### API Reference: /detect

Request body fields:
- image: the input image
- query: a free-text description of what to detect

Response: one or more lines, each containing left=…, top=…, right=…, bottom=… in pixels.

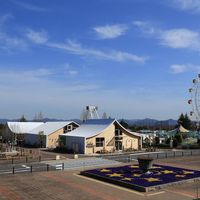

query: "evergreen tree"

left=174, top=133, right=183, bottom=145
left=177, top=113, right=192, bottom=130
left=19, top=115, right=27, bottom=122
left=119, top=119, right=129, bottom=129
left=102, top=112, right=108, bottom=119
left=178, top=113, right=185, bottom=126
left=184, top=113, right=192, bottom=130
left=34, top=112, right=44, bottom=122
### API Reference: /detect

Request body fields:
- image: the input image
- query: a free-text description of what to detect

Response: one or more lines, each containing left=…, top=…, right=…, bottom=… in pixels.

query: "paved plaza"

left=0, top=156, right=199, bottom=200
left=46, top=157, right=121, bottom=170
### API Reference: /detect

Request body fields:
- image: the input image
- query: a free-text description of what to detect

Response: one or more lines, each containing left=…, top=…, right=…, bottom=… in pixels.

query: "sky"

left=0, top=0, right=199, bottom=120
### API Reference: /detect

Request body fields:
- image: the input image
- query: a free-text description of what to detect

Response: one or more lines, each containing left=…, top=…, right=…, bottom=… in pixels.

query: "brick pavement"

left=0, top=156, right=199, bottom=200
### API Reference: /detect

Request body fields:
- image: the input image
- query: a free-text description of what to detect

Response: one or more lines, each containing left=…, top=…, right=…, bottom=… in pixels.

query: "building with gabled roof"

left=59, top=119, right=142, bottom=154
left=7, top=121, right=79, bottom=148
left=7, top=122, right=43, bottom=134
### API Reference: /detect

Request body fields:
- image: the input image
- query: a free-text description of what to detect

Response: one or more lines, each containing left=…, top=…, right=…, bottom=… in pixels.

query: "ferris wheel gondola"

left=188, top=74, right=200, bottom=127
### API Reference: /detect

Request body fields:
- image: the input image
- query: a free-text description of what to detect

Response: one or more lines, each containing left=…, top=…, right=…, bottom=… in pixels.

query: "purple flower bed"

left=81, top=164, right=200, bottom=190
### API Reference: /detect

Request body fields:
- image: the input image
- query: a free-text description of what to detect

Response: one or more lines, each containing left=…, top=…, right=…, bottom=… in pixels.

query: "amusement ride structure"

left=188, top=74, right=200, bottom=128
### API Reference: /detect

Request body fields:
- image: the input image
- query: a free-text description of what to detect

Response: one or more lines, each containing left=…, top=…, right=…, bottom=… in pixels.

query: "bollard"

left=182, top=151, right=184, bottom=156
left=62, top=163, right=64, bottom=170
left=174, top=152, right=175, bottom=157
left=12, top=158, right=14, bottom=164
left=26, top=156, right=28, bottom=163
left=47, top=164, right=49, bottom=172
left=191, top=151, right=193, bottom=156
left=30, top=165, right=32, bottom=173
left=12, top=167, right=15, bottom=174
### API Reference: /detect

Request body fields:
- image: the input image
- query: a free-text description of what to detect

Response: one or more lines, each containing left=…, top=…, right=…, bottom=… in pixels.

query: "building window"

left=115, top=129, right=123, bottom=140
left=64, top=125, right=73, bottom=133
left=67, top=125, right=73, bottom=131
left=115, top=129, right=122, bottom=136
left=96, top=138, right=105, bottom=147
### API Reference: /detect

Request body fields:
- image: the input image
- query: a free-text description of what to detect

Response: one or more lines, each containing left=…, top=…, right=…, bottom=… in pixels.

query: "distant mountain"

left=0, top=118, right=81, bottom=124
left=124, top=118, right=177, bottom=127
left=0, top=119, right=12, bottom=124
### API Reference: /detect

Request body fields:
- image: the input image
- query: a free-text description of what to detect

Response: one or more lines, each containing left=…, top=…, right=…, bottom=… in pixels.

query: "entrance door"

left=72, top=143, right=79, bottom=153
left=115, top=141, right=122, bottom=151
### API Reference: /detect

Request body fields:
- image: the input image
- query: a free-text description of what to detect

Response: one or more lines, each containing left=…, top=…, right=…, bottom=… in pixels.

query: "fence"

left=101, top=149, right=200, bottom=163
left=0, top=155, right=57, bottom=165
left=0, top=162, right=65, bottom=175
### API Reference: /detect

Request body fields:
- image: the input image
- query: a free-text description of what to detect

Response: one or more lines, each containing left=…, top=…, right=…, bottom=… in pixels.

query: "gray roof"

left=83, top=119, right=115, bottom=125
left=29, top=121, right=78, bottom=135
left=61, top=119, right=141, bottom=138
left=7, top=122, right=44, bottom=134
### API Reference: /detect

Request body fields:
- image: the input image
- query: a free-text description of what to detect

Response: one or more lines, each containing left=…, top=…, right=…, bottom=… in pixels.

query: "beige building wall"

left=85, top=123, right=141, bottom=154
left=47, top=122, right=79, bottom=148
left=48, top=128, right=64, bottom=148
left=85, top=124, right=115, bottom=154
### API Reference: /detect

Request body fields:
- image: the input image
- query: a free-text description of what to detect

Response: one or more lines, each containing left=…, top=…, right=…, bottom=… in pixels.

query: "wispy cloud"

left=160, top=29, right=200, bottom=49
left=93, top=24, right=128, bottom=39
left=11, top=0, right=48, bottom=12
left=0, top=67, right=98, bottom=92
left=170, top=64, right=200, bottom=74
left=0, top=13, right=13, bottom=26
left=47, top=40, right=147, bottom=63
left=0, top=32, right=27, bottom=52
left=133, top=21, right=157, bottom=35
left=26, top=29, right=48, bottom=44
left=0, top=68, right=53, bottom=81
left=172, top=0, right=200, bottom=13
left=63, top=63, right=78, bottom=76
left=133, top=20, right=200, bottom=51
left=0, top=14, right=27, bottom=52
left=68, top=70, right=78, bottom=75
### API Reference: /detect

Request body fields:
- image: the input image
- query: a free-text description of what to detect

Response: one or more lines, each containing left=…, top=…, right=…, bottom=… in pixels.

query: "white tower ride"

left=81, top=105, right=100, bottom=121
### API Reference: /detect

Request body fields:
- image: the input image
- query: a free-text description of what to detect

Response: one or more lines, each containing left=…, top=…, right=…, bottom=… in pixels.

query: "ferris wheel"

left=188, top=74, right=200, bottom=125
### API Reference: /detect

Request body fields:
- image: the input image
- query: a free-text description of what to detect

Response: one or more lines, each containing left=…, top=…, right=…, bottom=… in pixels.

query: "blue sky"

left=0, top=0, right=199, bottom=120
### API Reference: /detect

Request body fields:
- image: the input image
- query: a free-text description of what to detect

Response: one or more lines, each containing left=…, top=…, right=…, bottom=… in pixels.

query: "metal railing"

left=0, top=162, right=65, bottom=175
left=101, top=149, right=200, bottom=163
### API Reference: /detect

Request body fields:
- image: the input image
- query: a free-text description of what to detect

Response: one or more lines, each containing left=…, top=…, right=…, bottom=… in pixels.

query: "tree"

left=178, top=113, right=185, bottom=126
left=184, top=113, right=192, bottom=130
left=119, top=119, right=129, bottom=129
left=34, top=112, right=44, bottom=122
left=174, top=133, right=183, bottom=145
left=177, top=113, right=192, bottom=130
left=37, top=131, right=45, bottom=148
left=155, top=136, right=160, bottom=145
left=19, top=115, right=27, bottom=122
left=102, top=112, right=108, bottom=119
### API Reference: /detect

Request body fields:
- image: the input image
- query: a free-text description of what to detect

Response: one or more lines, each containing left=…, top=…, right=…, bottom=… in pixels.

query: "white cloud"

left=68, top=70, right=78, bottom=75
left=173, top=0, right=200, bottom=13
left=170, top=64, right=188, bottom=74
left=26, top=29, right=48, bottom=44
left=47, top=40, right=147, bottom=63
left=12, top=1, right=48, bottom=12
left=0, top=32, right=27, bottom=52
left=0, top=67, right=99, bottom=92
left=160, top=29, right=200, bottom=49
left=0, top=68, right=53, bottom=81
left=170, top=64, right=200, bottom=74
left=133, top=20, right=200, bottom=51
left=133, top=21, right=157, bottom=35
left=0, top=13, right=13, bottom=26
left=63, top=84, right=99, bottom=92
left=93, top=24, right=128, bottom=39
